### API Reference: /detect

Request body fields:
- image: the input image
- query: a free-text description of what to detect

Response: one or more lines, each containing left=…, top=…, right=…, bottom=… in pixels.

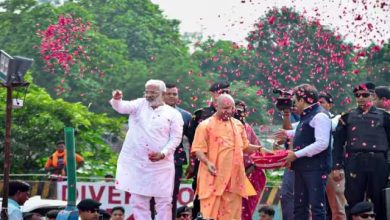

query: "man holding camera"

left=273, top=88, right=300, bottom=220
left=332, top=82, right=390, bottom=220
left=275, top=84, right=332, bottom=220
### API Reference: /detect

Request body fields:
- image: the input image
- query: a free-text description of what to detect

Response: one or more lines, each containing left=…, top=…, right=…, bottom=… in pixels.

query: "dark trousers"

left=281, top=169, right=295, bottom=220
left=191, top=159, right=201, bottom=218
left=344, top=152, right=388, bottom=220
left=172, top=165, right=183, bottom=220
left=294, top=170, right=328, bottom=220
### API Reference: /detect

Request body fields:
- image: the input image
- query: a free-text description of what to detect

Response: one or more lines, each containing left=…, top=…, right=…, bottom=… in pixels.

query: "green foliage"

left=230, top=81, right=270, bottom=124
left=79, top=0, right=184, bottom=61
left=363, top=41, right=390, bottom=85
left=0, top=74, right=124, bottom=176
left=191, top=8, right=363, bottom=114
left=0, top=0, right=208, bottom=115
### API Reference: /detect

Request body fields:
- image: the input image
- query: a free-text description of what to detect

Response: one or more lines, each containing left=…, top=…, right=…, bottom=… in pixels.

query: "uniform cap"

left=77, top=199, right=101, bottom=211
left=176, top=206, right=191, bottom=217
left=353, top=82, right=375, bottom=93
left=209, top=81, right=230, bottom=92
left=350, top=201, right=374, bottom=215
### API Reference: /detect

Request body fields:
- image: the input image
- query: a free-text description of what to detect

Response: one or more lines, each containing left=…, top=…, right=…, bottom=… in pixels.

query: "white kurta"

left=110, top=98, right=183, bottom=197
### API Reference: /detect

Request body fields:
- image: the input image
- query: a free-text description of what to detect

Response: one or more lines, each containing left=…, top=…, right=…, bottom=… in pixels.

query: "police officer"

left=332, top=82, right=390, bottom=220
left=350, top=201, right=376, bottom=220
left=186, top=80, right=231, bottom=217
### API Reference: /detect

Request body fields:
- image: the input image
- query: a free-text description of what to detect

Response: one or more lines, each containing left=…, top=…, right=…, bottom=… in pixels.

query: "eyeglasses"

left=354, top=93, right=371, bottom=98
left=359, top=213, right=376, bottom=218
left=217, top=89, right=230, bottom=94
left=144, top=90, right=160, bottom=95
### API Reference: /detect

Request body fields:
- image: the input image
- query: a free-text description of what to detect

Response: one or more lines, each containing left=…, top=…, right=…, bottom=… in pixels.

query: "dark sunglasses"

left=217, top=89, right=230, bottom=94
left=88, top=209, right=99, bottom=213
left=354, top=93, right=371, bottom=98
left=359, top=213, right=376, bottom=218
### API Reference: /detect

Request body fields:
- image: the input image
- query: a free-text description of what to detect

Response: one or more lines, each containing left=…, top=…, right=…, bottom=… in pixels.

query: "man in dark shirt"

left=374, top=85, right=390, bottom=111
left=333, top=82, right=390, bottom=220
left=163, top=83, right=192, bottom=219
left=186, top=80, right=231, bottom=218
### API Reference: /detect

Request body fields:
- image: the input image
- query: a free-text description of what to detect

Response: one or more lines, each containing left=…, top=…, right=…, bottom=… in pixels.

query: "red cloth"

left=250, top=149, right=289, bottom=169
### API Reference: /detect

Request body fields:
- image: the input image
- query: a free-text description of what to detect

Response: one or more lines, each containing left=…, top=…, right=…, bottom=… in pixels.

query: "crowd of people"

left=7, top=79, right=389, bottom=220
left=6, top=180, right=126, bottom=220
left=109, top=79, right=389, bottom=220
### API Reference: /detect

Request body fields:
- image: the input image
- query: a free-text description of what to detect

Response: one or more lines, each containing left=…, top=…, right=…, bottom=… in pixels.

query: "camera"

left=273, top=88, right=294, bottom=111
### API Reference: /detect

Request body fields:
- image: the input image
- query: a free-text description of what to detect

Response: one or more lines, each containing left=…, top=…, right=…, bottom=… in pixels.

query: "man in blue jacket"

left=275, top=84, right=331, bottom=220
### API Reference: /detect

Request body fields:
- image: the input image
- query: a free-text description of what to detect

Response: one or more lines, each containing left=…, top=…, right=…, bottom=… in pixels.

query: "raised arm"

left=109, top=90, right=141, bottom=114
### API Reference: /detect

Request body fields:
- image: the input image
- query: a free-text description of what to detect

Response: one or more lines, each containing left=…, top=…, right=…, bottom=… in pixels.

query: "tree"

left=362, top=41, right=390, bottom=85
left=229, top=81, right=270, bottom=124
left=0, top=0, right=208, bottom=114
left=192, top=8, right=362, bottom=113
left=78, top=0, right=209, bottom=111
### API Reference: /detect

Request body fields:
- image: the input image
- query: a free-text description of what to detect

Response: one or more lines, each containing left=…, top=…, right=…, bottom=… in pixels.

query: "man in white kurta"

left=110, top=79, right=183, bottom=220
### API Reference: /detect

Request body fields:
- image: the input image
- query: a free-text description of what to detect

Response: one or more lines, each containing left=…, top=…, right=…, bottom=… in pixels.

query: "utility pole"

left=1, top=85, right=13, bottom=220
left=0, top=50, right=33, bottom=220
left=1, top=82, right=29, bottom=220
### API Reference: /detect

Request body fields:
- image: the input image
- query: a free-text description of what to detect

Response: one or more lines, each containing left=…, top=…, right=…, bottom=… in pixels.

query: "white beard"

left=148, top=96, right=164, bottom=107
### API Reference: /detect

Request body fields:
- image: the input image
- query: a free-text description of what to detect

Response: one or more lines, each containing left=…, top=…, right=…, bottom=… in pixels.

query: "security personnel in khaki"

left=332, top=82, right=390, bottom=220
left=186, top=80, right=231, bottom=217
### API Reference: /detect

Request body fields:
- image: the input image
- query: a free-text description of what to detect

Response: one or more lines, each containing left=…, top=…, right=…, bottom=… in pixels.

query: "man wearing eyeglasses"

left=186, top=80, right=231, bottom=217
left=351, top=201, right=376, bottom=220
left=110, top=80, right=183, bottom=220
left=332, top=82, right=390, bottom=220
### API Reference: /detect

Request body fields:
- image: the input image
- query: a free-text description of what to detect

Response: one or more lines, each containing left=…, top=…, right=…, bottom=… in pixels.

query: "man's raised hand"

left=112, top=90, right=123, bottom=100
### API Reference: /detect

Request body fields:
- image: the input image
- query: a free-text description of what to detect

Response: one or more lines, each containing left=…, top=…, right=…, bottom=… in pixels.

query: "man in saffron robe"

left=44, top=140, right=84, bottom=177
left=191, top=94, right=267, bottom=220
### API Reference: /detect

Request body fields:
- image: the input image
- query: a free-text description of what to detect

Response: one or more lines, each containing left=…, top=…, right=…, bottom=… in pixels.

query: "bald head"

left=216, top=94, right=235, bottom=121
left=217, top=94, right=234, bottom=106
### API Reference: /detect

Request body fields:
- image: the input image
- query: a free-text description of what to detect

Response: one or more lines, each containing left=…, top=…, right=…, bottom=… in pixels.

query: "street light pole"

left=1, top=82, right=29, bottom=220
left=0, top=50, right=33, bottom=219
left=1, top=84, right=14, bottom=220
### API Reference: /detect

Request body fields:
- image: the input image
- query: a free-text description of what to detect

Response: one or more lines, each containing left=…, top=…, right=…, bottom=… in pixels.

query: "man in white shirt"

left=110, top=79, right=183, bottom=220
left=275, top=84, right=331, bottom=220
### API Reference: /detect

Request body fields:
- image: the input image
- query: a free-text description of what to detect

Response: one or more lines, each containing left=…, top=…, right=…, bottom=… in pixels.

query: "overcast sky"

left=151, top=0, right=390, bottom=47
